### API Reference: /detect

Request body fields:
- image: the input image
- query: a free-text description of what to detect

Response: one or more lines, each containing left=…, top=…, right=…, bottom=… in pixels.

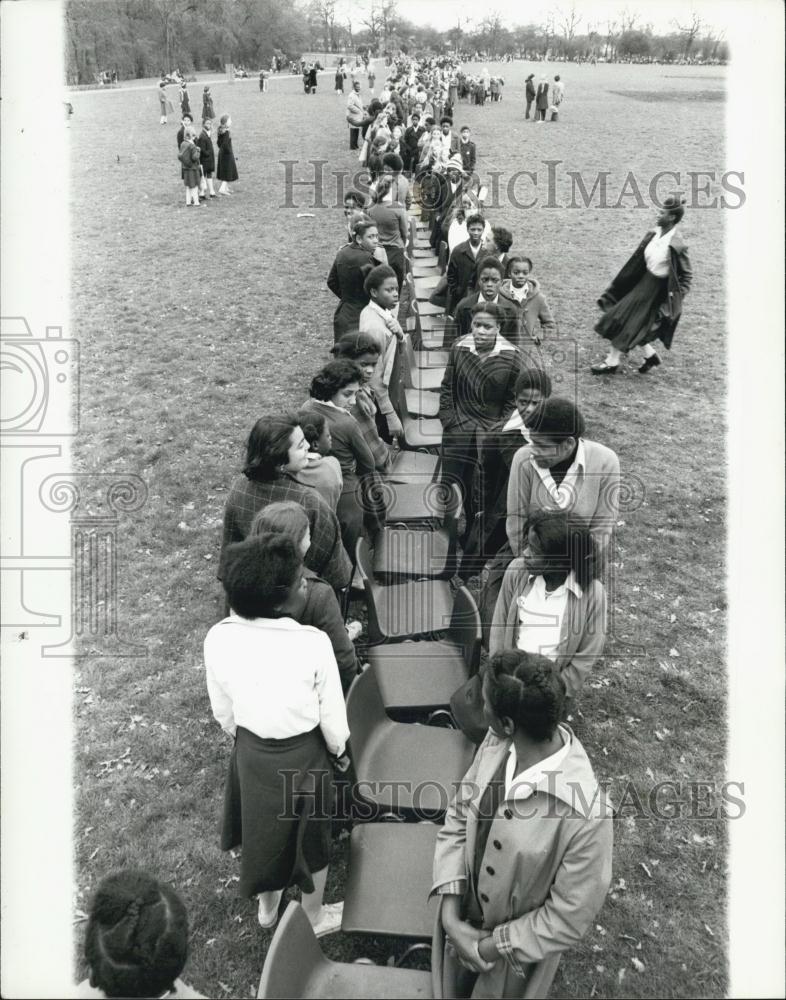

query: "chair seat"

left=342, top=823, right=441, bottom=938
left=419, top=315, right=451, bottom=330
left=386, top=448, right=438, bottom=483
left=412, top=248, right=437, bottom=259
left=417, top=331, right=446, bottom=350
left=413, top=349, right=450, bottom=368
left=368, top=577, right=454, bottom=639
left=384, top=480, right=451, bottom=522
left=412, top=264, right=440, bottom=277
left=409, top=365, right=444, bottom=392
left=414, top=238, right=433, bottom=249
left=414, top=274, right=441, bottom=291
left=405, top=386, right=440, bottom=417
left=402, top=415, right=443, bottom=450
left=417, top=300, right=447, bottom=316
left=370, top=640, right=470, bottom=710
left=374, top=526, right=452, bottom=579
left=352, top=716, right=474, bottom=810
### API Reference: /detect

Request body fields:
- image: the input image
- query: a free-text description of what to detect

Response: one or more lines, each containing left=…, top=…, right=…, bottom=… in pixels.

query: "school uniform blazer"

left=196, top=132, right=215, bottom=173
left=506, top=439, right=620, bottom=560
left=597, top=230, right=692, bottom=350
left=439, top=334, right=522, bottom=433
left=446, top=242, right=493, bottom=317
left=489, top=560, right=607, bottom=697
left=326, top=244, right=376, bottom=310
left=298, top=399, right=381, bottom=487
left=459, top=140, right=476, bottom=173
left=432, top=728, right=613, bottom=980
left=535, top=83, right=549, bottom=110
left=454, top=292, right=519, bottom=342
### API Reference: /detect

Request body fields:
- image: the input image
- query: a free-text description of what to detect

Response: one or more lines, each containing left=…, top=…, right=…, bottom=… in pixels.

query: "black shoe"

left=590, top=361, right=619, bottom=374
left=638, top=353, right=661, bottom=373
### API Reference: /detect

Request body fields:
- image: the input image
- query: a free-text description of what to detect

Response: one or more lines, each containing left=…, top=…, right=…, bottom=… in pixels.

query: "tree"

left=556, top=2, right=581, bottom=42
left=673, top=11, right=702, bottom=58
left=619, top=6, right=639, bottom=34
left=603, top=19, right=619, bottom=60
left=309, top=0, right=338, bottom=53
left=617, top=28, right=651, bottom=58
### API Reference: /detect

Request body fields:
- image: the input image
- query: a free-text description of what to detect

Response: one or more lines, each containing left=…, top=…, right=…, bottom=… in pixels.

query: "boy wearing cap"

left=459, top=126, right=476, bottom=174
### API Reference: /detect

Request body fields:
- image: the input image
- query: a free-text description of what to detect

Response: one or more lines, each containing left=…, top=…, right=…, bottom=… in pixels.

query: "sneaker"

left=257, top=891, right=283, bottom=929
left=309, top=901, right=344, bottom=938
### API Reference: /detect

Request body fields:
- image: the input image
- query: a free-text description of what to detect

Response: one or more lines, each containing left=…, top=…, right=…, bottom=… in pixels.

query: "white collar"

left=527, top=570, right=583, bottom=599
left=456, top=333, right=516, bottom=357
left=654, top=225, right=675, bottom=242
left=529, top=439, right=586, bottom=505
left=501, top=410, right=531, bottom=438
left=368, top=299, right=393, bottom=319
left=505, top=725, right=572, bottom=801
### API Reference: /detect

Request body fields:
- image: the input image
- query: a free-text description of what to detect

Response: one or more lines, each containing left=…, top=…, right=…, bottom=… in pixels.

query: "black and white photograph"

left=0, top=0, right=783, bottom=997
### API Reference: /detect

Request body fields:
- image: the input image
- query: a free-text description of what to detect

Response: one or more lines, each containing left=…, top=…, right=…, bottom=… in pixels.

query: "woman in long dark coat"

left=326, top=217, right=379, bottom=341
left=216, top=114, right=238, bottom=195
left=591, top=195, right=692, bottom=375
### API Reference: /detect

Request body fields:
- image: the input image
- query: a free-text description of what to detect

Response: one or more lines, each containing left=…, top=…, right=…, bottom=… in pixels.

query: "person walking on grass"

left=201, top=86, right=214, bottom=123
left=178, top=127, right=203, bottom=207
left=550, top=75, right=564, bottom=121
left=524, top=73, right=535, bottom=120
left=205, top=533, right=349, bottom=938
left=432, top=651, right=612, bottom=998
left=197, top=120, right=216, bottom=200
left=216, top=114, right=238, bottom=195
left=158, top=81, right=174, bottom=124
left=178, top=80, right=190, bottom=117
left=591, top=195, right=692, bottom=375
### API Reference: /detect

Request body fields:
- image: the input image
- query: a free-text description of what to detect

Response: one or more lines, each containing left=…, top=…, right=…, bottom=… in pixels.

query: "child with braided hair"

left=432, top=651, right=613, bottom=998
left=78, top=869, right=203, bottom=998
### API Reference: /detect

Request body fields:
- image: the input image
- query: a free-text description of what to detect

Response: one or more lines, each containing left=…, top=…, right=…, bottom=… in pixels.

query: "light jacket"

left=499, top=277, right=556, bottom=347
left=489, top=560, right=607, bottom=697
left=432, top=727, right=613, bottom=992
left=346, top=90, right=365, bottom=126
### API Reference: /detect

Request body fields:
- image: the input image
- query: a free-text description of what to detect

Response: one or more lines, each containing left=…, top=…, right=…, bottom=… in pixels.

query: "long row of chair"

left=258, top=198, right=560, bottom=999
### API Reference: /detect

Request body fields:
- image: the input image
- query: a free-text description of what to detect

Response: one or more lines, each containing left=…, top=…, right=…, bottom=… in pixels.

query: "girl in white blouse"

left=204, top=534, right=349, bottom=937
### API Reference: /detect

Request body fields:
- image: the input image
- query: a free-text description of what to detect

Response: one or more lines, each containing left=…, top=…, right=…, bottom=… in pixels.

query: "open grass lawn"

left=70, top=60, right=728, bottom=998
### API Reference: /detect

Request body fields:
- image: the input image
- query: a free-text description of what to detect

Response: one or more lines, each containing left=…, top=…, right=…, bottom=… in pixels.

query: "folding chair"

left=413, top=274, right=442, bottom=299
left=437, top=240, right=449, bottom=272
left=386, top=446, right=440, bottom=484
left=257, top=902, right=431, bottom=999
left=342, top=822, right=441, bottom=938
left=431, top=898, right=562, bottom=999
left=388, top=356, right=443, bottom=452
left=400, top=334, right=445, bottom=393
left=412, top=247, right=439, bottom=260
left=355, top=537, right=454, bottom=642
left=368, top=586, right=481, bottom=712
left=412, top=263, right=441, bottom=278
left=346, top=664, right=474, bottom=815
left=374, top=482, right=460, bottom=580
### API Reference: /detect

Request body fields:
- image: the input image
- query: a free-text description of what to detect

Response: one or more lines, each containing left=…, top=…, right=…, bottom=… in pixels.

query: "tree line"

left=65, top=0, right=729, bottom=85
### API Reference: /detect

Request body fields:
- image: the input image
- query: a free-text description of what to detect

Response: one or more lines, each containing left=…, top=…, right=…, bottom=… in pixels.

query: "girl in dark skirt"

left=591, top=194, right=692, bottom=374
left=204, top=534, right=350, bottom=937
left=216, top=114, right=238, bottom=195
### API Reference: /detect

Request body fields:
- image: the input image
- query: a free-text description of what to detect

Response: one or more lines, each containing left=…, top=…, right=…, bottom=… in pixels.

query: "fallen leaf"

left=631, top=957, right=646, bottom=972
left=640, top=862, right=653, bottom=879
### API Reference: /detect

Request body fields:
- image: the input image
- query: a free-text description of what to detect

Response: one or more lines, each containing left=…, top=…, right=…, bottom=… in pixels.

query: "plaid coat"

left=219, top=473, right=351, bottom=590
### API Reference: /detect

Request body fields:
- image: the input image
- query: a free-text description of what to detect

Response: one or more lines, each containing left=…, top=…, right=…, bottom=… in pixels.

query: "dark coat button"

left=493, top=840, right=502, bottom=850
left=486, top=866, right=495, bottom=876
left=503, top=808, right=513, bottom=819
left=480, top=893, right=489, bottom=903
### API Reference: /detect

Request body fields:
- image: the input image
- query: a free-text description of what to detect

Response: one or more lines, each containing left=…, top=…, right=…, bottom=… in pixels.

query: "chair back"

left=399, top=334, right=419, bottom=389
left=385, top=346, right=409, bottom=429
left=354, top=537, right=386, bottom=644
left=257, top=901, right=323, bottom=998
left=438, top=240, right=449, bottom=272
left=447, top=586, right=482, bottom=674
left=345, top=657, right=390, bottom=761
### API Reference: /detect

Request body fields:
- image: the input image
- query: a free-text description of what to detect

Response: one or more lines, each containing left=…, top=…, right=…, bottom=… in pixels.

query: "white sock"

left=642, top=343, right=656, bottom=358
left=605, top=347, right=622, bottom=365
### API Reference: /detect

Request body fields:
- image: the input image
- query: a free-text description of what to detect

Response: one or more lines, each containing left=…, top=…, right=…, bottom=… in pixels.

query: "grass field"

left=70, top=59, right=728, bottom=998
